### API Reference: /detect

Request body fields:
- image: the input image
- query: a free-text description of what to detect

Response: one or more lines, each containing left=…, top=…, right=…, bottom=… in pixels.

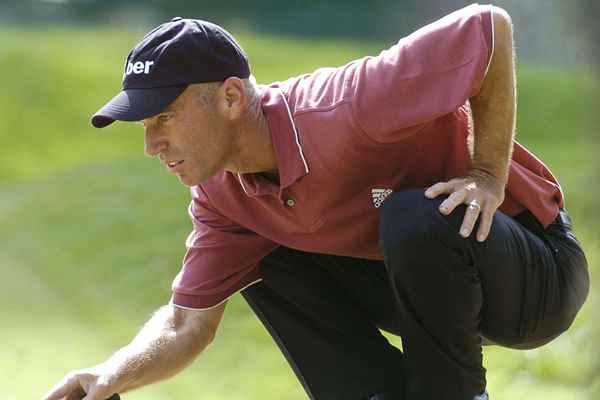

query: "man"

left=44, top=4, right=589, bottom=400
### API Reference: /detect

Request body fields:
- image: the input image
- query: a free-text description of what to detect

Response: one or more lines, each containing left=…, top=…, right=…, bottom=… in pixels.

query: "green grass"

left=0, top=27, right=598, bottom=400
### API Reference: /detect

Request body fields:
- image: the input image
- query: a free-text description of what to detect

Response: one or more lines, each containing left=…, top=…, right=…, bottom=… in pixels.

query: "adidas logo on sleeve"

left=371, top=188, right=393, bottom=208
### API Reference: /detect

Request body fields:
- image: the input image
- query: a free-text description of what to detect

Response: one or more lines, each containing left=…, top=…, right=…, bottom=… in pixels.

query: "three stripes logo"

left=371, top=188, right=393, bottom=209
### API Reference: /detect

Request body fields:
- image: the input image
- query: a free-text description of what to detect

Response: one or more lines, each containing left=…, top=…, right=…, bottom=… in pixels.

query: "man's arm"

left=469, top=7, right=516, bottom=185
left=43, top=302, right=226, bottom=400
left=425, top=6, right=516, bottom=242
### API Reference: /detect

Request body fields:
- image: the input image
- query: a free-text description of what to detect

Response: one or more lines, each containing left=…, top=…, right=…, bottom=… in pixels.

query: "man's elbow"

left=172, top=302, right=226, bottom=347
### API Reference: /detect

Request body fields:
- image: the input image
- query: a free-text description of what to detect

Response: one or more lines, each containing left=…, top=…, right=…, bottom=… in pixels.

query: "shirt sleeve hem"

left=483, top=4, right=495, bottom=78
left=171, top=275, right=263, bottom=310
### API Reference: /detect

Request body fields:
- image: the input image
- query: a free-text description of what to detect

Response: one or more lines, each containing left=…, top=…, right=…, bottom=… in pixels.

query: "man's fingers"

left=44, top=375, right=81, bottom=400
left=425, top=175, right=499, bottom=240
left=459, top=200, right=482, bottom=237
left=438, top=190, right=466, bottom=215
left=476, top=208, right=494, bottom=242
left=66, top=391, right=86, bottom=400
left=81, top=382, right=113, bottom=400
left=426, top=173, right=502, bottom=241
left=425, top=182, right=452, bottom=198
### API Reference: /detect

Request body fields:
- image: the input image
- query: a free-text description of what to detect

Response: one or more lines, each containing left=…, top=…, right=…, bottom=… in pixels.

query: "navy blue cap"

left=91, top=17, right=250, bottom=128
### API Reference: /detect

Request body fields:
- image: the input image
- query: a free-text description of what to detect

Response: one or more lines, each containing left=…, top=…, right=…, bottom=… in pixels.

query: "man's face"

left=141, top=84, right=235, bottom=187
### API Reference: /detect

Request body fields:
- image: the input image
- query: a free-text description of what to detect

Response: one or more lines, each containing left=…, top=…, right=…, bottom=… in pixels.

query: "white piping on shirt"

left=237, top=172, right=249, bottom=195
left=171, top=278, right=263, bottom=311
left=278, top=89, right=310, bottom=174
left=236, top=89, right=309, bottom=194
left=484, top=4, right=495, bottom=77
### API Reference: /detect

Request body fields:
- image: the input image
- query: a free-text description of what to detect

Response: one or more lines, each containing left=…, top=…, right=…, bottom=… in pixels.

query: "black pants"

left=241, top=189, right=589, bottom=400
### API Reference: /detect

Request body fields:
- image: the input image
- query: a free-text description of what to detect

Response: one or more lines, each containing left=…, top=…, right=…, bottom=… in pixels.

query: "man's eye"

left=158, top=114, right=172, bottom=123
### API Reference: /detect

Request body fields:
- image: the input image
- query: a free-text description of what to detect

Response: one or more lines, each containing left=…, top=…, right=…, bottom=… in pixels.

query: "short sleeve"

left=171, top=186, right=278, bottom=310
left=351, top=3, right=494, bottom=143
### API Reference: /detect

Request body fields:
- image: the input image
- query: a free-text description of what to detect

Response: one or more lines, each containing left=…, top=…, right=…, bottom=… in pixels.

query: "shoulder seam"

left=483, top=4, right=495, bottom=77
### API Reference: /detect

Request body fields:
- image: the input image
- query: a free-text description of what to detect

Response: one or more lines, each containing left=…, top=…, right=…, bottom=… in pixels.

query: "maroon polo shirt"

left=171, top=4, right=564, bottom=310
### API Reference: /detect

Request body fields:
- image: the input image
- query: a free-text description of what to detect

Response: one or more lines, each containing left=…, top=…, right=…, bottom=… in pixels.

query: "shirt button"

left=285, top=198, right=296, bottom=207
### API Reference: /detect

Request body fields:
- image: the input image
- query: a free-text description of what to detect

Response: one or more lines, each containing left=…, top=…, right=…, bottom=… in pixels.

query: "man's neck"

left=228, top=105, right=278, bottom=175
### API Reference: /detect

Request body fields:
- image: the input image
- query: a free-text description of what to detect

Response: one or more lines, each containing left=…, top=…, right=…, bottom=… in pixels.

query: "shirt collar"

left=236, top=84, right=309, bottom=198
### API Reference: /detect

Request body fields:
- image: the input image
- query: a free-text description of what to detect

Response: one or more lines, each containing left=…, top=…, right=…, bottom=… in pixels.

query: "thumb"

left=81, top=387, right=102, bottom=400
left=43, top=374, right=84, bottom=400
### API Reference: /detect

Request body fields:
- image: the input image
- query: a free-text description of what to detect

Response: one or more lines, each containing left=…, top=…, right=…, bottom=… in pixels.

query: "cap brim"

left=91, top=85, right=187, bottom=128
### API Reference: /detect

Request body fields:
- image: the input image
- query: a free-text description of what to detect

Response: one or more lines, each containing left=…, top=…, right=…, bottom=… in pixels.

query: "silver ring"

left=468, top=200, right=481, bottom=210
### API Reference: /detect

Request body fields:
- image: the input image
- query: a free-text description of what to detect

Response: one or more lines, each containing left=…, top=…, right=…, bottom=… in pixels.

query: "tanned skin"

left=425, top=7, right=516, bottom=243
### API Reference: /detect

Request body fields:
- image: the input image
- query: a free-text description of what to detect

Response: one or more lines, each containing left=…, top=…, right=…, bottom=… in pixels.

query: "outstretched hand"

left=43, top=365, right=120, bottom=400
left=424, top=169, right=505, bottom=242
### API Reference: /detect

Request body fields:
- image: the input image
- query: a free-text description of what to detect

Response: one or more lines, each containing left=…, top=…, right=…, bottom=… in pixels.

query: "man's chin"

left=178, top=173, right=208, bottom=187
left=177, top=174, right=198, bottom=187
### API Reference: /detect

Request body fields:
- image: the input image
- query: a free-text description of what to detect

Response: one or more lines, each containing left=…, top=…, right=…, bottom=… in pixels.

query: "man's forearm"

left=45, top=300, right=226, bottom=400
left=470, top=7, right=516, bottom=184
left=100, top=304, right=218, bottom=393
left=425, top=7, right=516, bottom=241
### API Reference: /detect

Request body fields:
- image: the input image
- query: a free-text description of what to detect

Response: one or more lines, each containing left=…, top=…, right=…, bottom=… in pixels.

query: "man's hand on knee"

left=424, top=168, right=505, bottom=242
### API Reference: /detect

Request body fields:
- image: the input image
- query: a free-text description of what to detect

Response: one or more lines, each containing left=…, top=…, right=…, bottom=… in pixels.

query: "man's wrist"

left=94, top=348, right=137, bottom=393
left=470, top=163, right=509, bottom=185
left=469, top=166, right=508, bottom=203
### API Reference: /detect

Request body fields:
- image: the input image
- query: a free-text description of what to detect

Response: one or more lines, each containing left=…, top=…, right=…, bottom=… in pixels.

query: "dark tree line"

left=0, top=0, right=598, bottom=66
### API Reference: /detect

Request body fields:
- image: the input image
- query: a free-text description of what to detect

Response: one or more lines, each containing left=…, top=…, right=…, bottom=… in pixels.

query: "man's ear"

left=217, top=77, right=245, bottom=120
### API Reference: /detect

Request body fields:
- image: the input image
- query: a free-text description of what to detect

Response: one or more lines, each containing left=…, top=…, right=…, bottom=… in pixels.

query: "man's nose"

left=144, top=127, right=168, bottom=157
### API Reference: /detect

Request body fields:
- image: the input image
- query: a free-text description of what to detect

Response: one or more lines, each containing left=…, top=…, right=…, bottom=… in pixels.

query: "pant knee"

left=548, top=287, right=588, bottom=339
left=378, top=188, right=463, bottom=257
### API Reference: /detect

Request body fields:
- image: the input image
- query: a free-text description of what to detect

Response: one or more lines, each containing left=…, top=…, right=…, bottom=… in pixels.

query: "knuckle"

left=93, top=385, right=109, bottom=398
left=65, top=372, right=79, bottom=384
left=446, top=181, right=459, bottom=190
left=450, top=190, right=464, bottom=200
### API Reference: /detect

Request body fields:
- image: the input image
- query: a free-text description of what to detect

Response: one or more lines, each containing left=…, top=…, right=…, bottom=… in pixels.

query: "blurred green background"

left=1, top=1, right=598, bottom=400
